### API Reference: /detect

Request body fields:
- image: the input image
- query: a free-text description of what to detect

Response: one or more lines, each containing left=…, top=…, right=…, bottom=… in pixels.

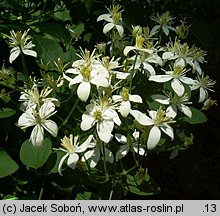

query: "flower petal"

left=90, top=74, right=109, bottom=87
left=9, top=48, right=20, bottom=63
left=90, top=147, right=100, bottom=168
left=30, top=124, right=44, bottom=146
left=22, top=49, right=37, bottom=58
left=132, top=143, right=145, bottom=155
left=104, top=148, right=114, bottom=163
left=130, top=109, right=153, bottom=126
left=171, top=78, right=184, bottom=96
left=143, top=63, right=156, bottom=76
left=76, top=135, right=93, bottom=153
left=129, top=94, right=143, bottom=103
left=103, top=23, right=114, bottom=34
left=160, top=124, right=174, bottom=140
left=58, top=153, right=69, bottom=175
left=166, top=105, right=177, bottom=118
left=149, top=75, right=172, bottom=83
left=42, top=120, right=58, bottom=137
left=81, top=114, right=95, bottom=131
left=115, top=24, right=124, bottom=37
left=120, top=101, right=131, bottom=117
left=116, top=144, right=129, bottom=161
left=147, top=125, right=161, bottom=150
left=115, top=133, right=127, bottom=144
left=77, top=81, right=91, bottom=102
left=151, top=94, right=169, bottom=105
left=123, top=46, right=135, bottom=56
left=178, top=104, right=192, bottom=118
left=67, top=153, right=79, bottom=170
left=199, top=87, right=208, bottom=103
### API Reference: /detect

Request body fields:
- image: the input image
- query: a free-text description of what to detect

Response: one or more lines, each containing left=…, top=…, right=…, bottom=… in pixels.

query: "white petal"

left=58, top=154, right=69, bottom=175
left=129, top=95, right=142, bottom=103
left=151, top=25, right=160, bottom=34
left=143, top=63, right=156, bottom=76
left=90, top=74, right=109, bottom=87
left=112, top=95, right=122, bottom=102
left=171, top=78, right=185, bottom=96
left=166, top=105, right=177, bottom=118
left=39, top=102, right=56, bottom=119
left=90, top=148, right=100, bottom=168
left=132, top=143, right=145, bottom=155
left=69, top=74, right=83, bottom=86
left=80, top=114, right=95, bottom=131
left=104, top=148, right=114, bottom=163
left=9, top=48, right=20, bottom=63
left=130, top=109, right=153, bottom=126
left=81, top=149, right=95, bottom=162
left=120, top=101, right=130, bottom=117
left=115, top=25, right=124, bottom=37
left=162, top=52, right=175, bottom=60
left=22, top=49, right=37, bottom=58
left=97, top=14, right=112, bottom=22
left=103, top=23, right=114, bottom=34
left=179, top=76, right=196, bottom=85
left=147, top=126, right=161, bottom=150
left=115, top=133, right=127, bottom=144
left=77, top=81, right=91, bottom=102
left=151, top=94, right=169, bottom=105
left=149, top=75, right=173, bottom=83
left=67, top=153, right=79, bottom=170
left=65, top=68, right=80, bottom=75
left=17, top=111, right=36, bottom=129
left=123, top=46, right=135, bottom=56
left=199, top=88, right=208, bottom=103
left=76, top=135, right=93, bottom=153
left=116, top=145, right=129, bottom=160
left=97, top=121, right=113, bottom=143
left=178, top=104, right=192, bottom=118
left=162, top=26, right=169, bottom=36
left=160, top=124, right=174, bottom=140
left=30, top=124, right=44, bottom=146
left=175, top=58, right=185, bottom=67
left=42, top=120, right=58, bottom=137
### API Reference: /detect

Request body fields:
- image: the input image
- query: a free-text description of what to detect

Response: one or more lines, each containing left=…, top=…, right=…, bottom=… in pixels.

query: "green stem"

left=59, top=98, right=79, bottom=129
left=129, top=53, right=138, bottom=92
left=38, top=175, right=47, bottom=200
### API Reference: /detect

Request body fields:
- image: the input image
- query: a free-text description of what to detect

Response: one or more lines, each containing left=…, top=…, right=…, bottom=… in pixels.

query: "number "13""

left=204, top=204, right=216, bottom=212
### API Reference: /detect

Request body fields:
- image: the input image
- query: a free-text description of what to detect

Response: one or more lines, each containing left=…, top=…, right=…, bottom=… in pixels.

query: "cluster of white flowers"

left=13, top=6, right=216, bottom=175
left=17, top=86, right=58, bottom=146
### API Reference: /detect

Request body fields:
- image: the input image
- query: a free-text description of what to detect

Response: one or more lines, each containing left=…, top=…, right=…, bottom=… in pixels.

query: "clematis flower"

left=115, top=131, right=145, bottom=161
left=191, top=73, right=216, bottom=103
left=81, top=99, right=121, bottom=143
left=130, top=109, right=175, bottom=150
left=124, top=34, right=153, bottom=56
left=152, top=93, right=192, bottom=118
left=149, top=63, right=195, bottom=96
left=19, top=86, right=59, bottom=110
left=17, top=102, right=58, bottom=146
left=81, top=137, right=114, bottom=168
left=150, top=11, right=176, bottom=36
left=58, top=134, right=93, bottom=175
left=112, top=87, right=142, bottom=117
left=63, top=49, right=109, bottom=102
left=7, top=29, right=37, bottom=63
left=97, top=5, right=124, bottom=37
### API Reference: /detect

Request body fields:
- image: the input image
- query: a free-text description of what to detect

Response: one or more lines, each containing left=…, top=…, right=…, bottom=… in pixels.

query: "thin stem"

left=59, top=98, right=79, bottom=129
left=129, top=53, right=138, bottom=92
left=38, top=175, right=47, bottom=200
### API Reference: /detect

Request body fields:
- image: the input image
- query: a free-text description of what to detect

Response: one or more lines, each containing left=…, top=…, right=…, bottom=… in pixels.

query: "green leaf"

left=54, top=2, right=71, bottom=21
left=50, top=151, right=65, bottom=174
left=20, top=138, right=52, bottom=169
left=0, top=148, right=19, bottom=178
left=0, top=108, right=16, bottom=118
left=33, top=36, right=63, bottom=70
left=180, top=107, right=207, bottom=124
left=76, top=192, right=100, bottom=200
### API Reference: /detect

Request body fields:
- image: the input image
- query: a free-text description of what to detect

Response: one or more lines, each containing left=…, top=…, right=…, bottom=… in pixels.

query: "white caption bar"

left=0, top=200, right=218, bottom=216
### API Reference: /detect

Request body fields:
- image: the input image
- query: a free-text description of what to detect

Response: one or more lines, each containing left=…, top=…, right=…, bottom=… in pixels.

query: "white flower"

left=149, top=64, right=195, bottom=96
left=115, top=131, right=145, bottom=161
left=151, top=11, right=176, bottom=36
left=19, top=86, right=59, bottom=110
left=81, top=137, right=114, bottom=168
left=63, top=49, right=109, bottom=102
left=8, top=29, right=37, bottom=63
left=17, top=102, right=58, bottom=146
left=58, top=135, right=93, bottom=175
left=130, top=109, right=174, bottom=150
left=191, top=73, right=216, bottom=103
left=112, top=87, right=142, bottom=117
left=124, top=35, right=153, bottom=56
left=97, top=5, right=124, bottom=37
left=152, top=93, right=192, bottom=118
left=129, top=50, right=162, bottom=76
left=81, top=99, right=121, bottom=143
